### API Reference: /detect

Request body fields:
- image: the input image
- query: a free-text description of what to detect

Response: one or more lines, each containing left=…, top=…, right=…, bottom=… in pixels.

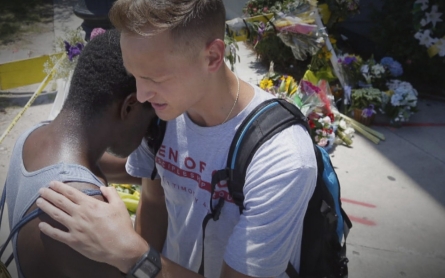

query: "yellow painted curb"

left=0, top=53, right=63, bottom=90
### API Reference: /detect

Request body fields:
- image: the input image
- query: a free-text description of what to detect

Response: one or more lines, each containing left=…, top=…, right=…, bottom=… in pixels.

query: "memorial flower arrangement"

left=43, top=28, right=86, bottom=80
left=337, top=53, right=363, bottom=87
left=294, top=80, right=354, bottom=148
left=309, top=113, right=336, bottom=148
left=381, top=80, right=418, bottom=124
left=413, top=0, right=445, bottom=58
left=43, top=27, right=107, bottom=80
left=359, top=56, right=396, bottom=91
left=259, top=63, right=298, bottom=99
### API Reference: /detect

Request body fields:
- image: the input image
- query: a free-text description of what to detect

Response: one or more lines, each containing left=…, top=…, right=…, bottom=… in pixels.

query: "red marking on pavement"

left=348, top=215, right=377, bottom=226
left=341, top=198, right=376, bottom=208
left=373, top=123, right=445, bottom=127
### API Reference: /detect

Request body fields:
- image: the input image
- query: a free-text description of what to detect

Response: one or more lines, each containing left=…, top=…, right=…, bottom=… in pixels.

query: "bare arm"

left=35, top=181, right=259, bottom=278
left=135, top=178, right=168, bottom=252
left=18, top=182, right=123, bottom=278
left=99, top=152, right=141, bottom=185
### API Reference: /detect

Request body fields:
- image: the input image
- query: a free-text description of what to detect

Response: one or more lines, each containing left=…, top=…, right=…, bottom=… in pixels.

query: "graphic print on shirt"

left=155, top=144, right=234, bottom=208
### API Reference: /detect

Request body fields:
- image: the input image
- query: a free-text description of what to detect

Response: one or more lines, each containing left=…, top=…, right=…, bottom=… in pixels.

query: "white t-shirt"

left=127, top=86, right=317, bottom=277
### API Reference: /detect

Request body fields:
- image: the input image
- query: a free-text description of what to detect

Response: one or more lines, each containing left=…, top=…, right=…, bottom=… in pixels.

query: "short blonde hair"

left=109, top=0, right=226, bottom=51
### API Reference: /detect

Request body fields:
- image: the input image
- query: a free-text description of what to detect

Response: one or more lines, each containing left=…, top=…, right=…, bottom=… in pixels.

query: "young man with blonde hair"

left=35, top=1, right=317, bottom=277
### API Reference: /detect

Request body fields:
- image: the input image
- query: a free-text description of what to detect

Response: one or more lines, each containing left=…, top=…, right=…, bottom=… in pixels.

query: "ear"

left=205, top=38, right=226, bottom=73
left=120, top=93, right=139, bottom=120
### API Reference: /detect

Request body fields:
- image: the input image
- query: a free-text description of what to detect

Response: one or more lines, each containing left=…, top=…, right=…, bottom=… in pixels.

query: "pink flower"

left=90, top=28, right=107, bottom=40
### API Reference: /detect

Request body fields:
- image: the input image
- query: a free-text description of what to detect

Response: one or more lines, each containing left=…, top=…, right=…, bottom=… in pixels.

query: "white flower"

left=360, top=64, right=369, bottom=74
left=371, top=64, right=385, bottom=77
left=436, top=38, right=445, bottom=57
left=391, top=93, right=404, bottom=106
left=339, top=119, right=347, bottom=130
left=426, top=5, right=443, bottom=28
left=415, top=0, right=429, bottom=11
left=322, top=116, right=331, bottom=124
left=415, top=30, right=438, bottom=47
left=344, top=127, right=355, bottom=136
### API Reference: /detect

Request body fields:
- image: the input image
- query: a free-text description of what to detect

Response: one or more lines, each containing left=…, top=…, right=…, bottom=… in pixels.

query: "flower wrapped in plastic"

left=259, top=72, right=298, bottom=101
left=272, top=0, right=326, bottom=60
left=294, top=80, right=353, bottom=149
left=337, top=53, right=363, bottom=87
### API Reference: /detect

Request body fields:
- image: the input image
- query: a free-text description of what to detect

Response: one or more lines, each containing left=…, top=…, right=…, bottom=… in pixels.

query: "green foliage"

left=243, top=0, right=296, bottom=17
left=351, top=87, right=382, bottom=110
left=224, top=33, right=241, bottom=71
left=370, top=0, right=445, bottom=88
left=0, top=0, right=52, bottom=42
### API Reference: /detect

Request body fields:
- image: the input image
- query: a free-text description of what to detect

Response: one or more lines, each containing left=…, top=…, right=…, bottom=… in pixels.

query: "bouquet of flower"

left=295, top=80, right=353, bottom=148
left=412, top=1, right=445, bottom=58
left=381, top=80, right=418, bottom=123
left=359, top=56, right=389, bottom=90
left=43, top=28, right=87, bottom=80
left=259, top=72, right=298, bottom=100
left=337, top=53, right=363, bottom=87
left=309, top=113, right=336, bottom=148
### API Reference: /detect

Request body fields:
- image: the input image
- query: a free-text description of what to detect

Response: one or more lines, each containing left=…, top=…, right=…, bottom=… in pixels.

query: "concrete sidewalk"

left=235, top=43, right=445, bottom=278
left=1, top=1, right=445, bottom=278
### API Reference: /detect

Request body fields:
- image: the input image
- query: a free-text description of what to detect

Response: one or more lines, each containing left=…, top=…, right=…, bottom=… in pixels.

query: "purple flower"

left=256, top=22, right=266, bottom=42
left=361, top=105, right=376, bottom=118
left=300, top=80, right=321, bottom=95
left=64, top=41, right=84, bottom=61
left=343, top=56, right=356, bottom=65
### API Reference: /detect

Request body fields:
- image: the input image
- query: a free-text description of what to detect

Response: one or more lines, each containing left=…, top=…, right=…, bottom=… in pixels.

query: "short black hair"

left=62, top=29, right=136, bottom=119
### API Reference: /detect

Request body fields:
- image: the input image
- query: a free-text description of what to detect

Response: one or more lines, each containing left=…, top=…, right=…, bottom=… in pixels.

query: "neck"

left=50, top=110, right=110, bottom=168
left=187, top=65, right=251, bottom=127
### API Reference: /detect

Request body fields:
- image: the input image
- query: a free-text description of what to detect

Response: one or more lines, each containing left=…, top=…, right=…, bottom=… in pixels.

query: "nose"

left=136, top=79, right=156, bottom=103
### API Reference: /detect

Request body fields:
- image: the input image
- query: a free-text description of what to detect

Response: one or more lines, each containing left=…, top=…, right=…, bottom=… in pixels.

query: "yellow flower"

left=287, top=76, right=297, bottom=95
left=260, top=78, right=273, bottom=90
left=385, top=90, right=394, bottom=97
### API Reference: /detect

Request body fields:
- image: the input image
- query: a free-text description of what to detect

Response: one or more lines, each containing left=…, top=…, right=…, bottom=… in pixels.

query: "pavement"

left=1, top=1, right=445, bottom=278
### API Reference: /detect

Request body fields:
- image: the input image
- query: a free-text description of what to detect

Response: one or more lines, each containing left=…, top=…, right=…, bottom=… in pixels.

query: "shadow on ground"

left=0, top=91, right=56, bottom=111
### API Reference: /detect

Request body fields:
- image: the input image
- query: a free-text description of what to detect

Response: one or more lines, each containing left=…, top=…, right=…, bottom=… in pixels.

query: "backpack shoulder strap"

left=148, top=118, right=167, bottom=180
left=225, top=98, right=309, bottom=211
left=0, top=186, right=102, bottom=265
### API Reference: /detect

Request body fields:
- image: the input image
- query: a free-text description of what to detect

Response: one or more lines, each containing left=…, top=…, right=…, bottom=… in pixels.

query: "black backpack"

left=149, top=98, right=352, bottom=278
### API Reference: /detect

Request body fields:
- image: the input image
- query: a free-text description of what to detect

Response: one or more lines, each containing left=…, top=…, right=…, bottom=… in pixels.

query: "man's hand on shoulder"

left=36, top=181, right=149, bottom=274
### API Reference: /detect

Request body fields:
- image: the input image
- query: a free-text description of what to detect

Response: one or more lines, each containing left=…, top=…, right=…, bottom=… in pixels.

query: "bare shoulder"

left=16, top=182, right=123, bottom=278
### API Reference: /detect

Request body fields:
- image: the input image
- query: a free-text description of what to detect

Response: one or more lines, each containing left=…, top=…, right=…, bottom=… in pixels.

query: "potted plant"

left=350, top=87, right=382, bottom=126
